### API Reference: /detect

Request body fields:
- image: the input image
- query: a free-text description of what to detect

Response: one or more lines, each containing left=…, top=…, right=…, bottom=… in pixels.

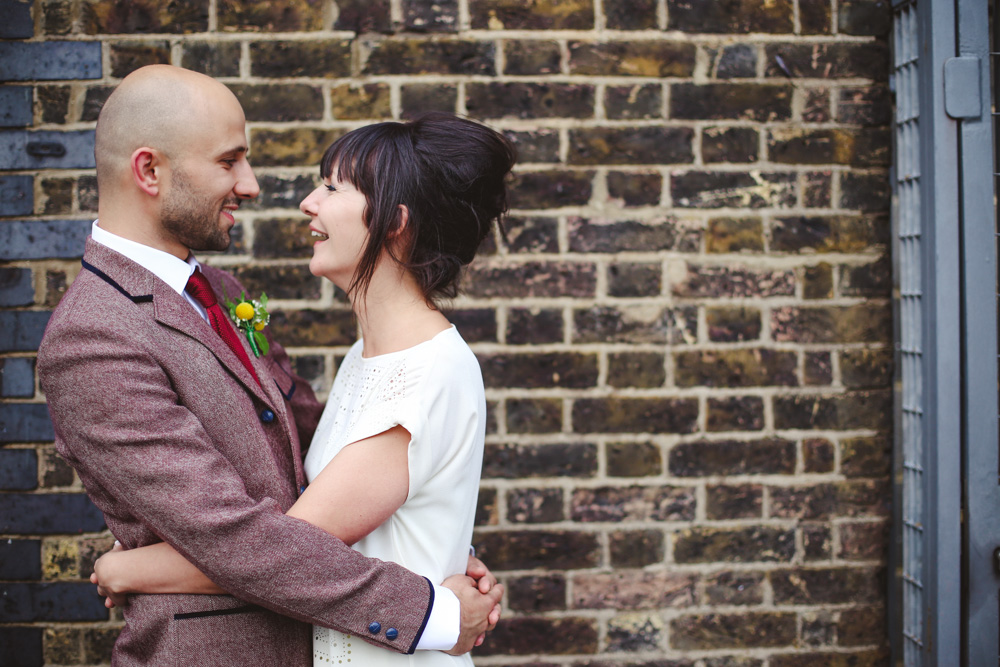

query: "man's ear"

left=130, top=147, right=163, bottom=196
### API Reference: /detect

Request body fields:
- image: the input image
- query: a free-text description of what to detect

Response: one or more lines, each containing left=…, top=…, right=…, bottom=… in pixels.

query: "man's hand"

left=465, top=555, right=501, bottom=629
left=90, top=541, right=128, bottom=608
left=441, top=574, right=504, bottom=655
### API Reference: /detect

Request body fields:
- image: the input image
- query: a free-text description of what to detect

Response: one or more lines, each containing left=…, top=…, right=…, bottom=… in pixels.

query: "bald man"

left=37, top=65, right=501, bottom=666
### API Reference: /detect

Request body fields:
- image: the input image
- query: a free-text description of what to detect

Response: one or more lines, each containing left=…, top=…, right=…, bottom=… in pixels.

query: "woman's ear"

left=130, top=147, right=163, bottom=197
left=391, top=204, right=410, bottom=238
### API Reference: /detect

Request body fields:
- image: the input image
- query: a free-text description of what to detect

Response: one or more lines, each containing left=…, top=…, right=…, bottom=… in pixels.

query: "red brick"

left=572, top=571, right=696, bottom=609
left=572, top=485, right=696, bottom=522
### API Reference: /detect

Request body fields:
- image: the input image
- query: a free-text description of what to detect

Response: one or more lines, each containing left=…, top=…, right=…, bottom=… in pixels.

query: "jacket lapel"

left=82, top=240, right=276, bottom=408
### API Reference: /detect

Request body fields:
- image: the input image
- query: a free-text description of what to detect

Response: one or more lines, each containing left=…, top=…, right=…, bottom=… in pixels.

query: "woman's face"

left=300, top=168, right=369, bottom=289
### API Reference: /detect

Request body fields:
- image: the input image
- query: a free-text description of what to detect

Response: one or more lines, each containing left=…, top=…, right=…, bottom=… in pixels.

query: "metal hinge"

left=943, top=56, right=982, bottom=120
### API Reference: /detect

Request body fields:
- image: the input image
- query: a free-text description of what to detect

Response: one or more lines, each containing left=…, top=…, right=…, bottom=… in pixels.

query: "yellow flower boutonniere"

left=222, top=287, right=270, bottom=357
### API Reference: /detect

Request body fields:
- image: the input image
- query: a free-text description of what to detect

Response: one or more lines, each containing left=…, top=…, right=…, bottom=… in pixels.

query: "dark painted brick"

left=251, top=40, right=352, bottom=78
left=466, top=82, right=593, bottom=120
left=180, top=41, right=242, bottom=77
left=477, top=617, right=598, bottom=656
left=506, top=398, right=562, bottom=434
left=0, top=0, right=34, bottom=38
left=707, top=396, right=765, bottom=432
left=606, top=442, right=662, bottom=477
left=466, top=261, right=597, bottom=298
left=803, top=87, right=832, bottom=122
left=503, top=39, right=561, bottom=75
left=705, top=570, right=766, bottom=606
left=0, top=86, right=33, bottom=127
left=400, top=83, right=458, bottom=118
left=473, top=529, right=600, bottom=570
left=0, top=449, right=37, bottom=490
left=841, top=171, right=890, bottom=212
left=670, top=612, right=797, bottom=650
left=771, top=305, right=891, bottom=344
left=476, top=487, right=497, bottom=525
left=703, top=127, right=759, bottom=164
left=83, top=0, right=210, bottom=33
left=333, top=0, right=391, bottom=32
left=606, top=171, right=662, bottom=207
left=0, top=311, right=52, bottom=352
left=771, top=567, right=882, bottom=605
left=803, top=263, right=834, bottom=299
left=671, top=171, right=796, bottom=209
left=572, top=397, right=698, bottom=434
left=569, top=41, right=696, bottom=77
left=1, top=358, right=36, bottom=397
left=42, top=0, right=73, bottom=35
left=0, top=42, right=102, bottom=81
left=706, top=306, right=761, bottom=342
left=568, top=216, right=696, bottom=253
left=674, top=526, right=795, bottom=564
left=672, top=83, right=792, bottom=121
left=364, top=38, right=495, bottom=76
left=0, top=493, right=105, bottom=533
left=716, top=44, right=757, bottom=78
left=773, top=391, right=891, bottom=431
left=484, top=443, right=597, bottom=479
left=804, top=438, right=835, bottom=473
left=109, top=40, right=171, bottom=78
left=269, top=309, right=356, bottom=347
left=800, top=0, right=832, bottom=33
left=672, top=263, right=795, bottom=299
left=0, top=219, right=91, bottom=259
left=573, top=305, right=668, bottom=344
left=404, top=0, right=459, bottom=32
left=769, top=128, right=890, bottom=167
left=0, top=539, right=41, bottom=580
left=764, top=43, right=889, bottom=81
left=80, top=85, right=113, bottom=122
left=605, top=0, right=658, bottom=29
left=674, top=349, right=798, bottom=388
left=508, top=170, right=594, bottom=209
left=504, top=216, right=559, bottom=254
left=504, top=130, right=560, bottom=164
left=218, top=0, right=323, bottom=31
left=573, top=570, right=696, bottom=610
left=0, top=403, right=52, bottom=443
left=668, top=0, right=793, bottom=33
left=506, top=307, right=562, bottom=345
left=670, top=438, right=796, bottom=477
left=244, top=175, right=317, bottom=211
left=706, top=216, right=764, bottom=252
left=0, top=174, right=33, bottom=216
left=569, top=126, right=693, bottom=165
left=0, top=130, right=96, bottom=170
left=250, top=128, right=344, bottom=168
left=841, top=435, right=892, bottom=478
left=1, top=582, right=108, bottom=622
left=0, top=627, right=42, bottom=667
left=607, top=351, right=665, bottom=389
left=446, top=308, right=496, bottom=343
left=610, top=529, right=664, bottom=566
left=470, top=0, right=594, bottom=30
left=330, top=83, right=391, bottom=120
left=572, top=485, right=696, bottom=522
left=507, top=574, right=566, bottom=612
left=706, top=484, right=763, bottom=520
left=839, top=87, right=892, bottom=127
left=0, top=267, right=34, bottom=306
left=228, top=84, right=323, bottom=122
left=770, top=484, right=837, bottom=520
left=479, top=352, right=598, bottom=389
left=231, top=264, right=321, bottom=300
left=508, top=487, right=564, bottom=523
left=839, top=0, right=891, bottom=36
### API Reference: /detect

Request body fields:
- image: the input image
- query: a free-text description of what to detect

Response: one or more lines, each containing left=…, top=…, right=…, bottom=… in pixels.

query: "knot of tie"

left=185, top=270, right=218, bottom=308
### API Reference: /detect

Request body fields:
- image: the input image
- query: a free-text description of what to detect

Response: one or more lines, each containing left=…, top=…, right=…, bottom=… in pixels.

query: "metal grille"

left=893, top=2, right=925, bottom=663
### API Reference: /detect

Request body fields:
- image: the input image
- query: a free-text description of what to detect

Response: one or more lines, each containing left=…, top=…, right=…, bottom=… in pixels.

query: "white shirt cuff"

left=415, top=585, right=460, bottom=651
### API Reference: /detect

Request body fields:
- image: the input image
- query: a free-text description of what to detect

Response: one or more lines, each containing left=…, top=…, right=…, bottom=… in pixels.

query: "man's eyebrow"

left=219, top=146, right=249, bottom=158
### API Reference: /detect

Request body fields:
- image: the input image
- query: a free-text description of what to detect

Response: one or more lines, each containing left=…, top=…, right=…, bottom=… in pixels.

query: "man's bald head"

left=95, top=65, right=243, bottom=191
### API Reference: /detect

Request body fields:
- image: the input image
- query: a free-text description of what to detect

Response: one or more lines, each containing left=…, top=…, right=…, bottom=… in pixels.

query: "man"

left=37, top=65, right=501, bottom=666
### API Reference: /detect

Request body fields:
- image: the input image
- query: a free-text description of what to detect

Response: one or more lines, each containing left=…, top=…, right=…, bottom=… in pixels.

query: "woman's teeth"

left=311, top=231, right=329, bottom=241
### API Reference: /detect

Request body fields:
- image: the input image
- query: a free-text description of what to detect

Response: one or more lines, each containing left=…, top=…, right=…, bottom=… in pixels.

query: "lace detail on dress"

left=316, top=353, right=412, bottom=462
left=313, top=626, right=353, bottom=664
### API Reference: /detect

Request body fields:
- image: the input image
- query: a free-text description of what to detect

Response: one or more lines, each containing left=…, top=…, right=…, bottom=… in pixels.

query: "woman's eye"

left=325, top=184, right=337, bottom=192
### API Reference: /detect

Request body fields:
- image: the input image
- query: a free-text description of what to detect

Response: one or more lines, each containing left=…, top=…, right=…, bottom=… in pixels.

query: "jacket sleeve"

left=37, top=305, right=433, bottom=653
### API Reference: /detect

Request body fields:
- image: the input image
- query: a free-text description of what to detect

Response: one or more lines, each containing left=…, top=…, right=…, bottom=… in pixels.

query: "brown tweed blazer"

left=38, top=239, right=433, bottom=666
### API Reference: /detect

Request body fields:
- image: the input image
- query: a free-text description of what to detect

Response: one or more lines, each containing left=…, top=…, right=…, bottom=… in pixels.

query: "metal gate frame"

left=890, top=0, right=998, bottom=664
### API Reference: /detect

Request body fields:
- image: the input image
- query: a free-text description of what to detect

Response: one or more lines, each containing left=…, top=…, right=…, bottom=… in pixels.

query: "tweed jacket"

left=37, top=239, right=434, bottom=666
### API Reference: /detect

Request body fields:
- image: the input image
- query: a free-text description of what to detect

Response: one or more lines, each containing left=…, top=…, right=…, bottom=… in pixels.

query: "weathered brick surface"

left=4, top=2, right=892, bottom=663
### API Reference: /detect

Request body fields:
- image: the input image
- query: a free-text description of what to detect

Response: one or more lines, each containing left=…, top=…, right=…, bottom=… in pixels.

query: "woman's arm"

left=91, top=426, right=411, bottom=601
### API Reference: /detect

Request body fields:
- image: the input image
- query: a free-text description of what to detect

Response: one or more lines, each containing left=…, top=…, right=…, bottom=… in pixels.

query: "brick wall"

left=0, top=0, right=892, bottom=664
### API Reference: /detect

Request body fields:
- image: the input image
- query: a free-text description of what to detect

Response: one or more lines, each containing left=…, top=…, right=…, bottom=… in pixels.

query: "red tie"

left=185, top=270, right=261, bottom=387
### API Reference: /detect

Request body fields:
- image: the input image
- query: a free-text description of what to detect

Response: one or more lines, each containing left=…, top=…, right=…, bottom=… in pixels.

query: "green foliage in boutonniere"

left=222, top=286, right=270, bottom=357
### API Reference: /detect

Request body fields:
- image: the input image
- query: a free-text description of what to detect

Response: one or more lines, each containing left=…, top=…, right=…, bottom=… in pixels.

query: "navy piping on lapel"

left=81, top=260, right=154, bottom=303
left=272, top=363, right=297, bottom=401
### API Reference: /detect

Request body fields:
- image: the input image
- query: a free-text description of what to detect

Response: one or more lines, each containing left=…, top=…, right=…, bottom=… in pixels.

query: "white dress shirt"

left=88, top=221, right=461, bottom=651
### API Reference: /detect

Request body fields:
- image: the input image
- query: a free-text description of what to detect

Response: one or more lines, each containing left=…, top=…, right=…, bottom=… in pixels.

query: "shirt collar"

left=90, top=220, right=200, bottom=296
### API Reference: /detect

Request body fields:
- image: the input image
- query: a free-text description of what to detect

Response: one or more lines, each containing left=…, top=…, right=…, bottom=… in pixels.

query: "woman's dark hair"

left=319, top=112, right=516, bottom=303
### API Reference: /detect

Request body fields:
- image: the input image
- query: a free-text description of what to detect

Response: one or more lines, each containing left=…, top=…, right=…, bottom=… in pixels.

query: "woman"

left=91, top=112, right=516, bottom=666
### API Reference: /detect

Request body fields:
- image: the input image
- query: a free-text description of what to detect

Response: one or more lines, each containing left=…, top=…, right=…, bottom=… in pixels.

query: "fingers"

left=487, top=602, right=501, bottom=630
left=474, top=633, right=485, bottom=647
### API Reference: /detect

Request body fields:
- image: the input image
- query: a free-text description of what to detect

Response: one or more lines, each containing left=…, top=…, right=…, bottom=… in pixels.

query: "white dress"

left=304, top=325, right=484, bottom=667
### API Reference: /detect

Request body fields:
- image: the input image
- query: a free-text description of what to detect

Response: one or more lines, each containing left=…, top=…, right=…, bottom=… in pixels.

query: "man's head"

left=95, top=65, right=259, bottom=258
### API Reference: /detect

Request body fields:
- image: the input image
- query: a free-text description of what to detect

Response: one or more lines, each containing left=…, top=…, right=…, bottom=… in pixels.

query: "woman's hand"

left=90, top=541, right=128, bottom=609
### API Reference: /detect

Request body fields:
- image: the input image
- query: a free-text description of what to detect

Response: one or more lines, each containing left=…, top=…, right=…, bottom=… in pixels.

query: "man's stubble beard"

left=160, top=169, right=236, bottom=252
